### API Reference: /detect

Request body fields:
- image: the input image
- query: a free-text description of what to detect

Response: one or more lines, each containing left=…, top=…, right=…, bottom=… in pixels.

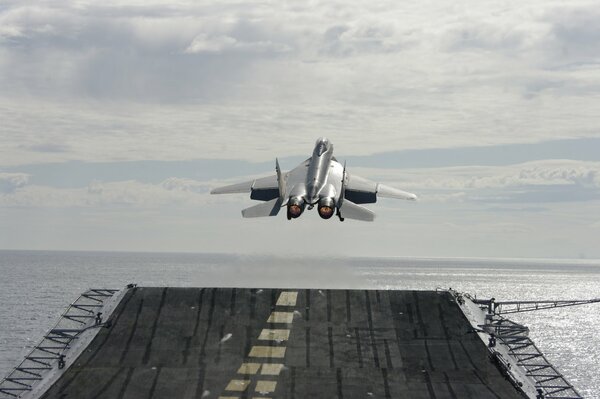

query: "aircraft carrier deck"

left=1, top=287, right=585, bottom=399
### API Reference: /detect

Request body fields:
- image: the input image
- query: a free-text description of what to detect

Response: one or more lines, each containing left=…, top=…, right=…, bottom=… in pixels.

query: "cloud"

left=0, top=177, right=219, bottom=208
left=350, top=160, right=600, bottom=205
left=160, top=177, right=210, bottom=193
left=320, top=22, right=412, bottom=57
left=3, top=160, right=598, bottom=208
left=184, top=34, right=290, bottom=54
left=441, top=20, right=531, bottom=53
left=2, top=1, right=600, bottom=260
left=1, top=0, right=600, bottom=168
left=22, top=143, right=70, bottom=153
left=184, top=34, right=237, bottom=54
left=543, top=6, right=600, bottom=65
left=0, top=172, right=29, bottom=194
left=356, top=160, right=600, bottom=190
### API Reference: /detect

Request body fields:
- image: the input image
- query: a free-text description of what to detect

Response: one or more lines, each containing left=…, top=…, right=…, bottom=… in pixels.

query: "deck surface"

left=40, top=288, right=523, bottom=399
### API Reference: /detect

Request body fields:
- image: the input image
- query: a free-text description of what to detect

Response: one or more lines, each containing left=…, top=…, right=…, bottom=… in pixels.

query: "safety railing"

left=0, top=289, right=119, bottom=398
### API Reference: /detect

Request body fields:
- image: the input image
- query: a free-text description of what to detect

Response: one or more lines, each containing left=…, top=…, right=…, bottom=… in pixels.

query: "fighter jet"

left=210, top=137, right=417, bottom=221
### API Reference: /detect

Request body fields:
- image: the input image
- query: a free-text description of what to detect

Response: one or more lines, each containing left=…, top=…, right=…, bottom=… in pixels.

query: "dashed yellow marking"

left=237, top=363, right=261, bottom=375
left=261, top=363, right=284, bottom=375
left=225, top=379, right=251, bottom=391
left=258, top=329, right=290, bottom=341
left=267, top=312, right=294, bottom=323
left=276, top=291, right=298, bottom=306
left=248, top=346, right=286, bottom=358
left=255, top=380, right=277, bottom=393
left=222, top=290, right=298, bottom=397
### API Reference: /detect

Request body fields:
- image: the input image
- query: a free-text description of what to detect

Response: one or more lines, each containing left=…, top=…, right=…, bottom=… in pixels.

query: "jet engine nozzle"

left=318, top=197, right=336, bottom=219
left=287, top=196, right=305, bottom=219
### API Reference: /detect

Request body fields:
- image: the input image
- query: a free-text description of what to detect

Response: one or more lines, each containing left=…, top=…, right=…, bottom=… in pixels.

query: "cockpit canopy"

left=314, top=137, right=331, bottom=156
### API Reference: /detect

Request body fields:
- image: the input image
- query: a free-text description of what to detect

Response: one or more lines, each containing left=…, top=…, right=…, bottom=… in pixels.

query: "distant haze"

left=1, top=0, right=599, bottom=258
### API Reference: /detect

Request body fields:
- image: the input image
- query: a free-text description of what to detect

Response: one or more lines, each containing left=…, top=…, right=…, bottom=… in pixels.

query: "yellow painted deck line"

left=276, top=291, right=298, bottom=306
left=260, top=363, right=284, bottom=376
left=267, top=311, right=294, bottom=323
left=248, top=346, right=286, bottom=358
left=258, top=329, right=290, bottom=341
left=225, top=379, right=251, bottom=392
left=221, top=290, right=297, bottom=397
left=237, top=362, right=261, bottom=375
left=255, top=380, right=277, bottom=394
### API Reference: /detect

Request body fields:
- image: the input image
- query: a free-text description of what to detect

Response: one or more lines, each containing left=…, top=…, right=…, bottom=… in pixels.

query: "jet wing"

left=377, top=184, right=418, bottom=201
left=344, top=174, right=417, bottom=204
left=211, top=175, right=280, bottom=201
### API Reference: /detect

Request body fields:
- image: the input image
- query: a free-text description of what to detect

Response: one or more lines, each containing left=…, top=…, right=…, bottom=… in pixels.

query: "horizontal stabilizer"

left=242, top=198, right=282, bottom=218
left=377, top=184, right=418, bottom=201
left=339, top=200, right=375, bottom=222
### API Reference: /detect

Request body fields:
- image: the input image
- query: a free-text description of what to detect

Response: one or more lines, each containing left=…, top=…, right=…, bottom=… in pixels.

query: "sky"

left=1, top=0, right=599, bottom=258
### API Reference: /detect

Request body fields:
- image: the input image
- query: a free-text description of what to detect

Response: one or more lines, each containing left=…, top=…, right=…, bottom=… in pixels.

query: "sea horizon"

left=2, top=248, right=599, bottom=264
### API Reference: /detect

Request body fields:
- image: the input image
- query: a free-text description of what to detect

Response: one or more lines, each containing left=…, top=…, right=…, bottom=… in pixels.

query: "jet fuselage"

left=305, top=137, right=335, bottom=205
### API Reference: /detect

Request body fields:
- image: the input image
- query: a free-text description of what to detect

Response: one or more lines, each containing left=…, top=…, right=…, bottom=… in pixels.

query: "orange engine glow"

left=318, top=206, right=334, bottom=219
left=289, top=204, right=303, bottom=218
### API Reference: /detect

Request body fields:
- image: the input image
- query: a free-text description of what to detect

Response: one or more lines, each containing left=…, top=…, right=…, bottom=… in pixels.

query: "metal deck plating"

left=1, top=287, right=587, bottom=399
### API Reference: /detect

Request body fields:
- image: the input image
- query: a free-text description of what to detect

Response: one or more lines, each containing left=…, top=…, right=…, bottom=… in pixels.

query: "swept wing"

left=211, top=175, right=280, bottom=202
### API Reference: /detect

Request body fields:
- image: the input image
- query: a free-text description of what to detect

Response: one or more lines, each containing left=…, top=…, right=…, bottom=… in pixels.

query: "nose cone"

left=315, top=137, right=330, bottom=146
left=313, top=137, right=333, bottom=157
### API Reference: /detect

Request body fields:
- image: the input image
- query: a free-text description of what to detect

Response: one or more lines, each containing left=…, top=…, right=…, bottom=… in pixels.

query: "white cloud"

left=0, top=24, right=24, bottom=40
left=184, top=34, right=290, bottom=54
left=1, top=0, right=600, bottom=258
left=1, top=0, right=600, bottom=166
left=543, top=6, right=600, bottom=64
left=160, top=177, right=210, bottom=193
left=353, top=160, right=600, bottom=192
left=185, top=34, right=237, bottom=54
left=0, top=178, right=220, bottom=208
left=0, top=172, right=29, bottom=194
left=3, top=160, right=597, bottom=208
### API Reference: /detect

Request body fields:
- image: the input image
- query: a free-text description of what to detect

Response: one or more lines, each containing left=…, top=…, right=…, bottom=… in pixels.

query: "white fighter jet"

left=211, top=137, right=417, bottom=221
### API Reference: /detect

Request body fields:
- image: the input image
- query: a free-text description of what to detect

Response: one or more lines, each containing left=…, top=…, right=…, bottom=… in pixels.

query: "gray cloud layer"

left=1, top=0, right=600, bottom=165
left=0, top=173, right=29, bottom=194
left=1, top=0, right=600, bottom=258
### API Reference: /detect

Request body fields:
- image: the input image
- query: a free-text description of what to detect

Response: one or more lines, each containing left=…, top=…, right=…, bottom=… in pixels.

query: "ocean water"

left=0, top=250, right=598, bottom=397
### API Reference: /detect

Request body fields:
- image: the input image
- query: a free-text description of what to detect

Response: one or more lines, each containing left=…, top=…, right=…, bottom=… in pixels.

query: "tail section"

left=338, top=199, right=375, bottom=222
left=336, top=161, right=347, bottom=221
left=242, top=198, right=282, bottom=218
left=276, top=158, right=286, bottom=203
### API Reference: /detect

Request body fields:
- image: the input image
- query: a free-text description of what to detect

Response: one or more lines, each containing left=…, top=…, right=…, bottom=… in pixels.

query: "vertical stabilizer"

left=276, top=158, right=286, bottom=202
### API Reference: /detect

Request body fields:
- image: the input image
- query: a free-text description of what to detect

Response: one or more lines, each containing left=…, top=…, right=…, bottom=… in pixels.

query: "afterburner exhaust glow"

left=287, top=196, right=305, bottom=219
left=318, top=197, right=335, bottom=219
